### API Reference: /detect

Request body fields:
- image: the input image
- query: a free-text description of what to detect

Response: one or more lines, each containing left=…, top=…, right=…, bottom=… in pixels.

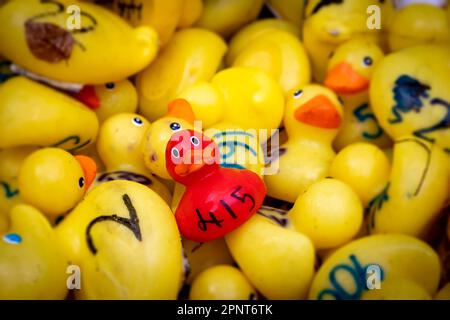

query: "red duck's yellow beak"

left=295, top=95, right=341, bottom=129
left=324, top=62, right=370, bottom=94
left=75, top=155, right=97, bottom=191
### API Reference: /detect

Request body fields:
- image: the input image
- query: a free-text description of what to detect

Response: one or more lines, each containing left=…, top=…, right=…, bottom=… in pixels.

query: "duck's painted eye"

left=78, top=177, right=85, bottom=188
left=363, top=57, right=373, bottom=66
left=171, top=147, right=180, bottom=159
left=170, top=122, right=181, bottom=131
left=190, top=136, right=200, bottom=146
left=293, top=90, right=303, bottom=99
left=105, top=82, right=115, bottom=90
left=132, top=117, right=143, bottom=126
left=3, top=233, right=21, bottom=245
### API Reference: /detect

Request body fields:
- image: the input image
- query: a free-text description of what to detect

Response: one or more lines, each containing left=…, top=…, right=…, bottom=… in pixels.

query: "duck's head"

left=143, top=99, right=195, bottom=180
left=325, top=38, right=384, bottom=94
left=285, top=85, right=343, bottom=141
left=0, top=204, right=67, bottom=299
left=18, top=148, right=96, bottom=219
left=97, top=113, right=149, bottom=172
left=387, top=2, right=450, bottom=51
left=73, top=80, right=138, bottom=123
left=165, top=129, right=220, bottom=185
left=304, top=0, right=378, bottom=42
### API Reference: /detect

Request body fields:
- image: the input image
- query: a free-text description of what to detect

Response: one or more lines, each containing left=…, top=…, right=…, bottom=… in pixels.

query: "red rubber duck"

left=166, top=129, right=267, bottom=242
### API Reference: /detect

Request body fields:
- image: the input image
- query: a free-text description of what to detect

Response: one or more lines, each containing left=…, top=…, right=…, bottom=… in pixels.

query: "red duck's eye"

left=171, top=147, right=180, bottom=159
left=190, top=136, right=200, bottom=146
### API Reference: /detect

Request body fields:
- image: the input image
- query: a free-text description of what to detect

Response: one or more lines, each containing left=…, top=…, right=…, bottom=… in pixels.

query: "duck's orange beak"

left=75, top=155, right=97, bottom=191
left=295, top=95, right=341, bottom=129
left=166, top=98, right=195, bottom=124
left=324, top=62, right=370, bottom=94
left=72, top=86, right=101, bottom=110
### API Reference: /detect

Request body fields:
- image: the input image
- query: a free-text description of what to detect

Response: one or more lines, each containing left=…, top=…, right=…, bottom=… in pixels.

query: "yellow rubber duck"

left=0, top=0, right=158, bottom=84
left=226, top=18, right=301, bottom=66
left=0, top=147, right=37, bottom=227
left=288, top=178, right=364, bottom=250
left=368, top=136, right=448, bottom=238
left=18, top=148, right=97, bottom=221
left=324, top=38, right=392, bottom=150
left=329, top=143, right=391, bottom=207
left=0, top=204, right=67, bottom=299
left=230, top=28, right=311, bottom=96
left=142, top=99, right=195, bottom=180
left=0, top=76, right=98, bottom=151
left=303, top=0, right=384, bottom=82
left=309, top=234, right=441, bottom=300
left=55, top=180, right=182, bottom=299
left=137, top=28, right=227, bottom=121
left=73, top=80, right=138, bottom=124
left=195, top=0, right=264, bottom=38
left=387, top=2, right=450, bottom=51
left=113, top=0, right=183, bottom=47
left=96, top=113, right=172, bottom=204
left=177, top=67, right=286, bottom=133
left=370, top=44, right=450, bottom=152
left=264, top=84, right=343, bottom=203
left=225, top=214, right=315, bottom=300
left=177, top=81, right=226, bottom=129
left=189, top=265, right=257, bottom=300
left=210, top=67, right=285, bottom=132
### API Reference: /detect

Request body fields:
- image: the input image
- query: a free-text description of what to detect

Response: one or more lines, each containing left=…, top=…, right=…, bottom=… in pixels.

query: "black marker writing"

left=196, top=209, right=224, bottom=232
left=231, top=186, right=255, bottom=211
left=85, top=193, right=141, bottom=254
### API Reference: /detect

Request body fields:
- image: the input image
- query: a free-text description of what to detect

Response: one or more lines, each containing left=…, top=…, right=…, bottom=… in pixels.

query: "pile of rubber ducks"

left=0, top=0, right=449, bottom=300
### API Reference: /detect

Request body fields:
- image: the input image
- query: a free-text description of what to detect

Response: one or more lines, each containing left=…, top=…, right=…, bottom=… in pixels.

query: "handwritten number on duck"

left=389, top=75, right=449, bottom=144
left=230, top=186, right=256, bottom=212
left=353, top=103, right=383, bottom=140
left=86, top=194, right=142, bottom=255
left=196, top=186, right=255, bottom=232
left=196, top=209, right=224, bottom=232
left=318, top=255, right=384, bottom=300
left=414, top=98, right=450, bottom=146
left=257, top=205, right=289, bottom=228
left=0, top=181, right=19, bottom=198
left=219, top=200, right=238, bottom=219
left=96, top=171, right=152, bottom=186
left=213, top=131, right=258, bottom=170
left=51, top=135, right=91, bottom=152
